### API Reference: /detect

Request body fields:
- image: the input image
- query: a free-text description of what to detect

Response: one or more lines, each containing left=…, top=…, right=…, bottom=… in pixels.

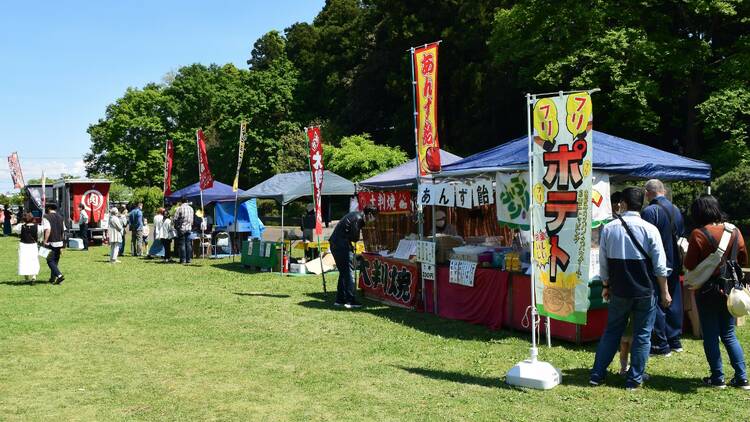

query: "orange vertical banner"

left=413, top=42, right=441, bottom=175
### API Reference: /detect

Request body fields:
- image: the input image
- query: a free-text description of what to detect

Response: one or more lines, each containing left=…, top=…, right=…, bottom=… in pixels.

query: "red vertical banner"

left=7, top=152, right=25, bottom=189
left=306, top=127, right=324, bottom=236
left=413, top=42, right=442, bottom=175
left=196, top=130, right=214, bottom=190
left=163, top=140, right=174, bottom=197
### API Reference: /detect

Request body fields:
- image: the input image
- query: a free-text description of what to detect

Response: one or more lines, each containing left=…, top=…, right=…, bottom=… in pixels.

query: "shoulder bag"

left=684, top=223, right=735, bottom=290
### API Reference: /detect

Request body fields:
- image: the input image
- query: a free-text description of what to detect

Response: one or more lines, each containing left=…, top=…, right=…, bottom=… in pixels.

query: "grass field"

left=1, top=236, right=749, bottom=421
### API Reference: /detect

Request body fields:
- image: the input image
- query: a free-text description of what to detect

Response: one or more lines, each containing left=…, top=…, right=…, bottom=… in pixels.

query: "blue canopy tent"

left=440, top=130, right=711, bottom=181
left=359, top=150, right=464, bottom=189
left=213, top=199, right=265, bottom=238
left=166, top=181, right=242, bottom=204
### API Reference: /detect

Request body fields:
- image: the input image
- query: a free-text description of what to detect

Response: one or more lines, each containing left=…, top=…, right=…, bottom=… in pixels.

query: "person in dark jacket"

left=42, top=202, right=66, bottom=284
left=641, top=179, right=686, bottom=356
left=329, top=206, right=377, bottom=308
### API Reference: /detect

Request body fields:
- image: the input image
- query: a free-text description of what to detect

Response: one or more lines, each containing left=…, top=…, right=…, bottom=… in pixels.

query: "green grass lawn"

left=1, top=236, right=749, bottom=421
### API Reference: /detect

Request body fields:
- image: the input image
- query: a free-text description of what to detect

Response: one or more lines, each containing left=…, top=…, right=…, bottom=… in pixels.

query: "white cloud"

left=1, top=158, right=87, bottom=193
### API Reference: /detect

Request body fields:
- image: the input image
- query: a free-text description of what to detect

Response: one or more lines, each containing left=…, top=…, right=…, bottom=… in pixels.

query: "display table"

left=241, top=239, right=281, bottom=271
left=358, top=253, right=420, bottom=309
left=422, top=267, right=510, bottom=330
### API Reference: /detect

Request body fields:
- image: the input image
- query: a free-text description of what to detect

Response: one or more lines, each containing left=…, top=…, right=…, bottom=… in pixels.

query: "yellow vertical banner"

left=531, top=92, right=593, bottom=325
left=413, top=42, right=442, bottom=175
left=232, top=121, right=247, bottom=192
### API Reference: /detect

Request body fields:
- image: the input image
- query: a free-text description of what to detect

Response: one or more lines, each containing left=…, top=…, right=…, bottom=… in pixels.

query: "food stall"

left=359, top=131, right=712, bottom=343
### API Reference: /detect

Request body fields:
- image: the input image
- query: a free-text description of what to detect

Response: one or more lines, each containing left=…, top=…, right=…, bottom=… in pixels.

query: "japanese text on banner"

left=531, top=92, right=593, bottom=325
left=307, top=127, right=325, bottom=235
left=413, top=43, right=442, bottom=175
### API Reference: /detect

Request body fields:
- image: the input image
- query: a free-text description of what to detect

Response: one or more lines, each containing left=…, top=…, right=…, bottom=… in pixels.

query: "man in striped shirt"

left=173, top=197, right=194, bottom=264
left=590, top=187, right=672, bottom=390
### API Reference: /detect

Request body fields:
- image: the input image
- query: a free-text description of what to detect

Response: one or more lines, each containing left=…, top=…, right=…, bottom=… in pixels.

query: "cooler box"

left=68, top=238, right=85, bottom=250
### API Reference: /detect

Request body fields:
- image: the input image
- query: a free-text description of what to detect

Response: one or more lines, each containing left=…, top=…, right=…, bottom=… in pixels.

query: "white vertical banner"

left=531, top=92, right=593, bottom=325
left=496, top=172, right=530, bottom=229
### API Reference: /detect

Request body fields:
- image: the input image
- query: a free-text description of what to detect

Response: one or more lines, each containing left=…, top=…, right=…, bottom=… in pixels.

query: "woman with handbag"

left=684, top=195, right=749, bottom=390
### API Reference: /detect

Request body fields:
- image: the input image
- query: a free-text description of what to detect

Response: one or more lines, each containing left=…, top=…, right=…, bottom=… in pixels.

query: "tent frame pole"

left=281, top=203, right=285, bottom=275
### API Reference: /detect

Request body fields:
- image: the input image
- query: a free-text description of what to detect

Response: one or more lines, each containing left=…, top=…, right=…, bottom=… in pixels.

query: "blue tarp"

left=213, top=199, right=265, bottom=238
left=441, top=130, right=711, bottom=181
left=359, top=150, right=463, bottom=188
left=167, top=181, right=242, bottom=204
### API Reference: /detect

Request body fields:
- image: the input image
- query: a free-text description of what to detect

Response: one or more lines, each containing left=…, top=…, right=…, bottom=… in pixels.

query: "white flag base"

left=506, top=350, right=561, bottom=390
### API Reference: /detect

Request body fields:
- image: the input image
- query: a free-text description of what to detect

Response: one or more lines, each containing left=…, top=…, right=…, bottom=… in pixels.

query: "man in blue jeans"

left=642, top=179, right=685, bottom=356
left=590, top=187, right=672, bottom=390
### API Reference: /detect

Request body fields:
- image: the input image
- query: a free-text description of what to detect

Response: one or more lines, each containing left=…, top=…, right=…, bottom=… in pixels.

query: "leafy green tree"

left=324, top=133, right=407, bottom=181
left=247, top=30, right=287, bottom=70
left=131, top=186, right=165, bottom=218
left=85, top=84, right=177, bottom=187
left=273, top=126, right=309, bottom=174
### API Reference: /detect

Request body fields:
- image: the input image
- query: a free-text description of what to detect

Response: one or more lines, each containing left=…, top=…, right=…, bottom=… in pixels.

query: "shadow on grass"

left=213, top=262, right=253, bottom=274
left=395, top=365, right=517, bottom=390
left=233, top=292, right=290, bottom=298
left=0, top=280, right=42, bottom=287
left=561, top=367, right=701, bottom=393
left=298, top=292, right=513, bottom=342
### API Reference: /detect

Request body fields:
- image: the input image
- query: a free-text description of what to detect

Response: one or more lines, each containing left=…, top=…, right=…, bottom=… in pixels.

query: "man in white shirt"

left=78, top=203, right=89, bottom=251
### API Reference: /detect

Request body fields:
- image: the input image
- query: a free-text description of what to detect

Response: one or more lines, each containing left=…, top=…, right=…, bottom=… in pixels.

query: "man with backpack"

left=590, top=187, right=672, bottom=390
left=642, top=179, right=686, bottom=356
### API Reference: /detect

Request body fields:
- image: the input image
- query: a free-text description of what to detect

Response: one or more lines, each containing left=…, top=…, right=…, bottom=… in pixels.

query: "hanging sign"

left=449, top=259, right=477, bottom=287
left=471, top=179, right=494, bottom=207
left=358, top=191, right=413, bottom=214
left=454, top=183, right=473, bottom=209
left=434, top=183, right=455, bottom=207
left=496, top=172, right=530, bottom=229
left=531, top=92, right=594, bottom=325
left=591, top=172, right=612, bottom=227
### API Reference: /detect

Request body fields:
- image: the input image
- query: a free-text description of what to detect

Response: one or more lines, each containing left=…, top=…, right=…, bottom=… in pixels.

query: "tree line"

left=86, top=0, right=749, bottom=192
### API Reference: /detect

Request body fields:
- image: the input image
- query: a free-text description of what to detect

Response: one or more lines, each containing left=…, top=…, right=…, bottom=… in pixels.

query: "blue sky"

left=0, top=0, right=324, bottom=193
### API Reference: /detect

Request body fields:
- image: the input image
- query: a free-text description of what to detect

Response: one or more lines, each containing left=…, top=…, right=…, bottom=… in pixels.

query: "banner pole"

left=233, top=190, right=239, bottom=263
left=526, top=93, right=539, bottom=361
left=409, top=46, right=427, bottom=310
left=196, top=130, right=205, bottom=260
left=305, top=126, right=327, bottom=294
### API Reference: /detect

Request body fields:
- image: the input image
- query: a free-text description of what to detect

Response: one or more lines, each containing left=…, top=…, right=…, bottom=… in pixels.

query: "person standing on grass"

left=173, top=197, right=194, bottom=264
left=142, top=218, right=150, bottom=251
left=128, top=202, right=144, bottom=256
left=42, top=201, right=66, bottom=285
left=148, top=208, right=165, bottom=258
left=108, top=207, right=124, bottom=263
left=160, top=210, right=176, bottom=263
left=119, top=205, right=128, bottom=257
left=329, top=205, right=378, bottom=309
left=17, top=212, right=41, bottom=284
left=642, top=179, right=685, bottom=356
left=78, top=203, right=89, bottom=251
left=3, top=204, right=12, bottom=236
left=684, top=195, right=750, bottom=390
left=590, top=187, right=672, bottom=390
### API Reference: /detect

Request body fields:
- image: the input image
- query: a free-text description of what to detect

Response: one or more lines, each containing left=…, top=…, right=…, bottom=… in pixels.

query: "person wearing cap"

left=642, top=179, right=686, bottom=356
left=434, top=209, right=458, bottom=236
left=42, top=201, right=67, bottom=284
left=329, top=206, right=378, bottom=309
